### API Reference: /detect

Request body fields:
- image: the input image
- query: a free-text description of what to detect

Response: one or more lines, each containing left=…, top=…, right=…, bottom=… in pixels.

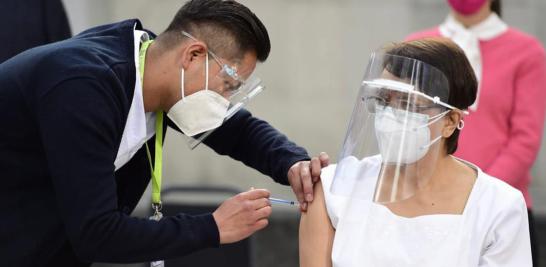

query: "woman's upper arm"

left=299, top=181, right=335, bottom=267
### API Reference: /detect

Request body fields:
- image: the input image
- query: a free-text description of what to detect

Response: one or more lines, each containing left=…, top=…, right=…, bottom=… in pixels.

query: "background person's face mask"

left=374, top=107, right=449, bottom=164
left=447, top=0, right=487, bottom=15
left=167, top=53, right=230, bottom=137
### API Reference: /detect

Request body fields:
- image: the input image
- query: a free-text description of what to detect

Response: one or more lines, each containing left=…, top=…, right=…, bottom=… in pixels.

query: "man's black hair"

left=161, top=0, right=270, bottom=62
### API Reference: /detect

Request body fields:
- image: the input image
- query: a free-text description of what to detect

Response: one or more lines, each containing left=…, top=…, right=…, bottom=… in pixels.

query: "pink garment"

left=406, top=27, right=546, bottom=207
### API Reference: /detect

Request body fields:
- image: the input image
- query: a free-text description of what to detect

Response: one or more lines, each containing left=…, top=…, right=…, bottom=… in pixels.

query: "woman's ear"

left=442, top=110, right=462, bottom=138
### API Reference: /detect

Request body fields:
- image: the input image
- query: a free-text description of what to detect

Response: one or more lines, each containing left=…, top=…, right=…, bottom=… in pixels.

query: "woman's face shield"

left=331, top=52, right=461, bottom=204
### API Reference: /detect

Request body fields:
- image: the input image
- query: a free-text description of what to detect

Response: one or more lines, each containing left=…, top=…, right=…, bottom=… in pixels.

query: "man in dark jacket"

left=0, top=0, right=72, bottom=63
left=0, top=0, right=328, bottom=266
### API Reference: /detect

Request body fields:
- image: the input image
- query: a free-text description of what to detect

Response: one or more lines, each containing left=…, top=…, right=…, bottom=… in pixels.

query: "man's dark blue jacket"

left=0, top=20, right=309, bottom=266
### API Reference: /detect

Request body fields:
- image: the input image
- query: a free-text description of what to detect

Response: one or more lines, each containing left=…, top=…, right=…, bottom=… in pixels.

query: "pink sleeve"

left=404, top=28, right=440, bottom=41
left=405, top=32, right=426, bottom=41
left=486, top=43, right=546, bottom=185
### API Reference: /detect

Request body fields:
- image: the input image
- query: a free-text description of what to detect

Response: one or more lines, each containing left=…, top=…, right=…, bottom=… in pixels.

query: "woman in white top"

left=299, top=38, right=531, bottom=267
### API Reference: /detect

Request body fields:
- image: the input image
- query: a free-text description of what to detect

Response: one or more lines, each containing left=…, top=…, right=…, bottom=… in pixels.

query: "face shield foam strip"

left=363, top=79, right=469, bottom=115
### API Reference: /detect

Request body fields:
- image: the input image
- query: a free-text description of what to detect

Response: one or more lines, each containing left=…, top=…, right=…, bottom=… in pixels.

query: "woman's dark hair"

left=159, top=0, right=270, bottom=62
left=384, top=38, right=477, bottom=154
left=491, top=0, right=502, bottom=17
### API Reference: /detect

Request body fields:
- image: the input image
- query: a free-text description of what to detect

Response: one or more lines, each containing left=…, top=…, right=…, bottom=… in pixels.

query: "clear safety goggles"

left=181, top=31, right=247, bottom=97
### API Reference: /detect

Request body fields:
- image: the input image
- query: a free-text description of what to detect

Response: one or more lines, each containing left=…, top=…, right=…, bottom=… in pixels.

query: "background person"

left=0, top=0, right=71, bottom=63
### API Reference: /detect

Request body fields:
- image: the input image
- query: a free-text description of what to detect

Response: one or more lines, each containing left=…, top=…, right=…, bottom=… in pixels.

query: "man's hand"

left=212, top=189, right=272, bottom=244
left=287, top=152, right=330, bottom=212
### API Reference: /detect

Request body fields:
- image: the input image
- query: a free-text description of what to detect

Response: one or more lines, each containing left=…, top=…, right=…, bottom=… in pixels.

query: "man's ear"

left=179, top=42, right=208, bottom=69
left=442, top=110, right=462, bottom=138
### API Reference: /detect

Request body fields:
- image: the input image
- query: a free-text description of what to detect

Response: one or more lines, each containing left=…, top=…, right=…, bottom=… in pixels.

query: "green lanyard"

left=139, top=40, right=164, bottom=209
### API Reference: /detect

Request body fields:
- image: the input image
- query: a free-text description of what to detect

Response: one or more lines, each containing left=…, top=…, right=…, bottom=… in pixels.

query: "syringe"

left=269, top=197, right=300, bottom=207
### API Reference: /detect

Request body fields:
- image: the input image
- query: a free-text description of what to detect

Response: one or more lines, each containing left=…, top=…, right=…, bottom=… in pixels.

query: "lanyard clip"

left=150, top=202, right=163, bottom=221
left=152, top=202, right=162, bottom=212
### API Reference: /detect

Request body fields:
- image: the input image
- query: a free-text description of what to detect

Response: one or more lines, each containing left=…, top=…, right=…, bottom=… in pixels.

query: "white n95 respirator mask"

left=374, top=107, right=448, bottom=164
left=167, top=53, right=230, bottom=137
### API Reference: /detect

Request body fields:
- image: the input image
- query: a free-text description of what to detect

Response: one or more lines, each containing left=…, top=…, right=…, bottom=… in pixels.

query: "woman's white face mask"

left=167, top=53, right=230, bottom=137
left=374, top=107, right=450, bottom=164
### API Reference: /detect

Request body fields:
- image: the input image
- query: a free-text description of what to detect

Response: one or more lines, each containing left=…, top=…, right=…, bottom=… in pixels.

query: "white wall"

left=62, top=0, right=546, bottom=213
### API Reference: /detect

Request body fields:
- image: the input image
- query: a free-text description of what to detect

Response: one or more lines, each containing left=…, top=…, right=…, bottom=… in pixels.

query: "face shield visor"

left=179, top=31, right=266, bottom=149
left=331, top=51, right=465, bottom=204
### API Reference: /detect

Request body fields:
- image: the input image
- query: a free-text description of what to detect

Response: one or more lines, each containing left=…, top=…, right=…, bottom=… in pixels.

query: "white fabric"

left=321, top=157, right=531, bottom=267
left=439, top=13, right=508, bottom=111
left=114, top=27, right=156, bottom=170
left=166, top=88, right=230, bottom=137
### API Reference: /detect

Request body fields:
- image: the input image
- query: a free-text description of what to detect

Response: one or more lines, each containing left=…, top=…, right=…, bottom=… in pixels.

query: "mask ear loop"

left=180, top=51, right=209, bottom=100
left=414, top=109, right=451, bottom=130
left=419, top=110, right=450, bottom=150
left=204, top=52, right=209, bottom=91
left=421, top=135, right=443, bottom=150
left=422, top=113, right=464, bottom=151
left=428, top=109, right=451, bottom=124
left=180, top=67, right=186, bottom=101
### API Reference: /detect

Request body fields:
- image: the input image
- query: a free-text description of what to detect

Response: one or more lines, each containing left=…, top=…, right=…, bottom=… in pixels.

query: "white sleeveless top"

left=321, top=157, right=531, bottom=267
